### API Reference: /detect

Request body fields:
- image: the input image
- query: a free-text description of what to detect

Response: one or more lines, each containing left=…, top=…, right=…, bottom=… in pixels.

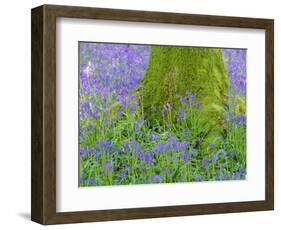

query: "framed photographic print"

left=31, top=4, right=274, bottom=225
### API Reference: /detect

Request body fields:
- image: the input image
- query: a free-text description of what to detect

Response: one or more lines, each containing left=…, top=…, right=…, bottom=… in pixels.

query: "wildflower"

left=177, top=95, right=188, bottom=104
left=80, top=148, right=87, bottom=156
left=163, top=167, right=170, bottom=175
left=105, top=160, right=113, bottom=171
left=202, top=158, right=209, bottom=167
left=233, top=172, right=241, bottom=180
left=233, top=114, right=246, bottom=127
left=100, top=140, right=111, bottom=153
left=179, top=151, right=189, bottom=163
left=215, top=174, right=221, bottom=181
left=143, top=152, right=154, bottom=165
left=239, top=167, right=246, bottom=174
left=131, top=139, right=143, bottom=160
left=211, top=152, right=217, bottom=163
left=87, top=177, right=97, bottom=185
left=218, top=149, right=227, bottom=158
left=123, top=140, right=130, bottom=152
left=197, top=102, right=201, bottom=110
left=147, top=133, right=160, bottom=141
left=177, top=108, right=185, bottom=121
left=208, top=143, right=216, bottom=150
left=149, top=174, right=162, bottom=183
left=87, top=123, right=93, bottom=130
left=189, top=93, right=195, bottom=102
left=194, top=175, right=202, bottom=181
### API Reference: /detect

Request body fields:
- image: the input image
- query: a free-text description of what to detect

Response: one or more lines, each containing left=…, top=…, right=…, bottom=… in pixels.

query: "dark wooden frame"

left=31, top=4, right=274, bottom=225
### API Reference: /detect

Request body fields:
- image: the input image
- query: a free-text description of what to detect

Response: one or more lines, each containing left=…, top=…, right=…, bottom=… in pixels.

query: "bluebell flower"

left=197, top=102, right=201, bottom=110
left=189, top=149, right=198, bottom=156
left=209, top=143, right=216, bottom=150
left=105, top=160, right=113, bottom=171
left=149, top=174, right=162, bottom=183
left=123, top=140, right=130, bottom=152
left=163, top=167, right=170, bottom=175
left=211, top=152, right=217, bottom=163
left=179, top=151, right=189, bottom=163
left=233, top=114, right=246, bottom=127
left=202, top=158, right=209, bottom=167
left=194, top=175, right=202, bottom=181
left=239, top=167, right=246, bottom=174
left=80, top=148, right=87, bottom=156
left=218, top=149, right=227, bottom=158
left=177, top=108, right=185, bottom=121
left=100, top=140, right=111, bottom=153
left=233, top=172, right=241, bottom=180
left=143, top=152, right=154, bottom=165
left=87, top=177, right=97, bottom=185
left=87, top=123, right=93, bottom=130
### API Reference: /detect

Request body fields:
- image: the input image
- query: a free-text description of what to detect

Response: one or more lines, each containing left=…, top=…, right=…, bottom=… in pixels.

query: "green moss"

left=140, top=46, right=229, bottom=134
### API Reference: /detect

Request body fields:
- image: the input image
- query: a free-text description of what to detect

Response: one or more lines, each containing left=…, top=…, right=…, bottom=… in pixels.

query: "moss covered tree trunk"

left=140, top=46, right=228, bottom=135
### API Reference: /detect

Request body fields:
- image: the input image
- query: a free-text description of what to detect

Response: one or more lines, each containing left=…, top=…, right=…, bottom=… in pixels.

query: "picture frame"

left=31, top=4, right=274, bottom=225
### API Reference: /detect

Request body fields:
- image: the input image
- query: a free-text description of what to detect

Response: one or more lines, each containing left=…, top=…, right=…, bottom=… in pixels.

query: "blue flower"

left=100, top=140, right=111, bottom=153
left=149, top=174, right=162, bottom=183
left=87, top=123, right=93, bottom=130
left=202, top=158, right=209, bottom=167
left=239, top=167, right=246, bottom=174
left=218, top=149, right=227, bottom=158
left=208, top=143, right=216, bottom=150
left=179, top=151, right=189, bottom=163
left=194, top=175, right=202, bottom=181
left=177, top=108, right=185, bottom=121
left=233, top=172, right=241, bottom=180
left=215, top=174, right=221, bottom=181
left=143, top=152, right=154, bottom=165
left=87, top=177, right=97, bottom=185
left=105, top=160, right=113, bottom=171
left=211, top=152, right=217, bottom=163
left=80, top=148, right=87, bottom=156
left=163, top=167, right=170, bottom=175
left=123, top=140, right=130, bottom=152
left=233, top=114, right=246, bottom=127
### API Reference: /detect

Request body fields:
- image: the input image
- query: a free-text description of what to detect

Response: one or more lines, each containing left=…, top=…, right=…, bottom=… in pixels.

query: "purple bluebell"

left=233, top=114, right=246, bottom=127
left=202, top=158, right=209, bottom=167
left=80, top=148, right=87, bottom=156
left=87, top=177, right=97, bottom=185
left=218, top=149, right=227, bottom=158
left=105, top=160, right=113, bottom=171
left=222, top=49, right=247, bottom=96
left=211, top=152, right=217, bottom=163
left=179, top=151, right=189, bottom=163
left=100, top=140, right=111, bottom=153
left=233, top=172, right=241, bottom=180
left=239, top=167, right=246, bottom=174
left=149, top=174, right=162, bottom=183
left=143, top=152, right=154, bottom=165
left=177, top=108, right=185, bottom=121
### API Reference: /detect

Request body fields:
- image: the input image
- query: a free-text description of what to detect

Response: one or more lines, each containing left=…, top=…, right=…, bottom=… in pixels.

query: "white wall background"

left=0, top=0, right=279, bottom=229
